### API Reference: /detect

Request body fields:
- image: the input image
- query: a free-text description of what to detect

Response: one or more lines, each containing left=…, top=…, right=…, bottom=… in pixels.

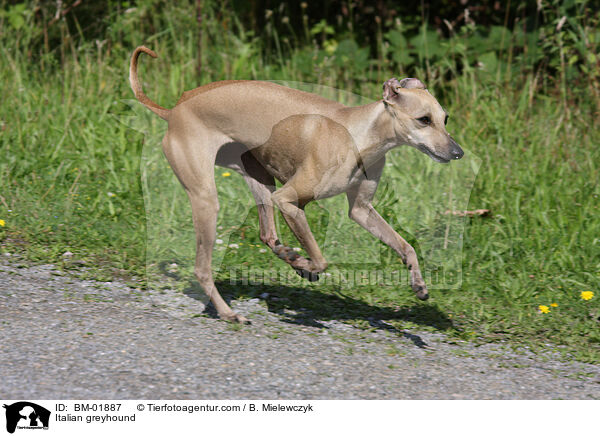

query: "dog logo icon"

left=3, top=402, right=50, bottom=434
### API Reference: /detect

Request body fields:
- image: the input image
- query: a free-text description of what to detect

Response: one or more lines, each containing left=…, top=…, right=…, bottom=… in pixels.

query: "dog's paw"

left=221, top=311, right=251, bottom=324
left=412, top=284, right=429, bottom=300
left=294, top=268, right=320, bottom=282
left=273, top=244, right=300, bottom=262
left=410, top=273, right=429, bottom=300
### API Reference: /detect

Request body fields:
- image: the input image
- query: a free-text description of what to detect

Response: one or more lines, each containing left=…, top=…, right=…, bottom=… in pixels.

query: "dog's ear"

left=382, top=78, right=402, bottom=104
left=398, top=78, right=427, bottom=89
left=383, top=77, right=427, bottom=104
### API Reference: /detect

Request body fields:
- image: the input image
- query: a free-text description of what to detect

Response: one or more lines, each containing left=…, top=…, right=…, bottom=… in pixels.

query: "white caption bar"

left=0, top=400, right=595, bottom=435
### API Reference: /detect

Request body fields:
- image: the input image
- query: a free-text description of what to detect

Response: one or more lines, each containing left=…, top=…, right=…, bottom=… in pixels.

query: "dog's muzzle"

left=417, top=140, right=463, bottom=163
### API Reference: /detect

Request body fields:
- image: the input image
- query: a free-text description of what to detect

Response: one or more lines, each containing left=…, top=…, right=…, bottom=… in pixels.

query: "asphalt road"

left=1, top=261, right=599, bottom=399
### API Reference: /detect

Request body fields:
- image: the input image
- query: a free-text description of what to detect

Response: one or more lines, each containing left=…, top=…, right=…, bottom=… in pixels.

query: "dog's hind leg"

left=240, top=152, right=279, bottom=248
left=163, top=131, right=249, bottom=323
left=188, top=189, right=250, bottom=322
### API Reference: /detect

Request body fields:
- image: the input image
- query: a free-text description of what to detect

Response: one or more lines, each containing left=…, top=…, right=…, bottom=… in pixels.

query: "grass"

left=0, top=2, right=599, bottom=363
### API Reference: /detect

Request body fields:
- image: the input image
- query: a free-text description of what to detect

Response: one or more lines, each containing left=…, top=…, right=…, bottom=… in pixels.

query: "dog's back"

left=170, top=80, right=346, bottom=148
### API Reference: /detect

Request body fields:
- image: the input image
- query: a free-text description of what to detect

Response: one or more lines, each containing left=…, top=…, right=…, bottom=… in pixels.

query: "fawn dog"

left=130, top=46, right=464, bottom=323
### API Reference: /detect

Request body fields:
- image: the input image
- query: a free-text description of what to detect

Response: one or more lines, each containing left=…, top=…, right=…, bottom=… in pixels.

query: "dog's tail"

left=129, top=46, right=170, bottom=121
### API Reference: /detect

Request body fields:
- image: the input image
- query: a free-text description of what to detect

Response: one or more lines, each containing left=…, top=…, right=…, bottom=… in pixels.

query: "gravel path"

left=1, top=261, right=599, bottom=399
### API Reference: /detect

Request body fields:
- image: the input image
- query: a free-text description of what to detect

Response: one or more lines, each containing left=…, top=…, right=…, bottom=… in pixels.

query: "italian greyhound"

left=130, top=46, right=464, bottom=323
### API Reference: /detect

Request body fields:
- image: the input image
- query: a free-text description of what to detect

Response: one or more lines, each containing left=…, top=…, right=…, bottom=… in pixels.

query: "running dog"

left=130, top=46, right=463, bottom=323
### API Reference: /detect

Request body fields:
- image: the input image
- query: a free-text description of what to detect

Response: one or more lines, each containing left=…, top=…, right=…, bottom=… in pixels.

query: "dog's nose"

left=449, top=140, right=464, bottom=160
left=451, top=146, right=464, bottom=159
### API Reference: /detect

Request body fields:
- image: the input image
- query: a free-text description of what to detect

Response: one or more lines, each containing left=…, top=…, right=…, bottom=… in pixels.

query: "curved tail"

left=129, top=46, right=170, bottom=121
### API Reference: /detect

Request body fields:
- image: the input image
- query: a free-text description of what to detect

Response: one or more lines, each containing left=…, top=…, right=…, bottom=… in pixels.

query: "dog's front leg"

left=271, top=184, right=328, bottom=277
left=346, top=162, right=428, bottom=300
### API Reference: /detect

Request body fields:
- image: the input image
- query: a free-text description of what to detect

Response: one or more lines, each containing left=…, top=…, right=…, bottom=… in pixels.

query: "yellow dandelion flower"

left=222, top=172, right=231, bottom=177
left=538, top=305, right=550, bottom=314
left=0, top=219, right=5, bottom=227
left=581, top=291, right=594, bottom=301
left=550, top=303, right=558, bottom=307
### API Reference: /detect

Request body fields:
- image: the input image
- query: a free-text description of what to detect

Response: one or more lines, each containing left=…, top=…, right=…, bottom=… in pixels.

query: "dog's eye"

left=417, top=116, right=431, bottom=125
left=444, top=115, right=449, bottom=125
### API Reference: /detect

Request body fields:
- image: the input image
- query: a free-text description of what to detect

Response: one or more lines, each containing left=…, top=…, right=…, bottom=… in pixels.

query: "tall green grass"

left=0, top=1, right=598, bottom=362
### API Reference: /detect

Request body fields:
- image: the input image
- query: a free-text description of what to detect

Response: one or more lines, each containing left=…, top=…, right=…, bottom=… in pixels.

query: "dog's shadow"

left=184, top=278, right=454, bottom=348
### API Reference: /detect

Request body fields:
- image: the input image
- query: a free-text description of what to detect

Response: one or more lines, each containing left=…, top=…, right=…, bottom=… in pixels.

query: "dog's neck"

left=339, top=101, right=405, bottom=167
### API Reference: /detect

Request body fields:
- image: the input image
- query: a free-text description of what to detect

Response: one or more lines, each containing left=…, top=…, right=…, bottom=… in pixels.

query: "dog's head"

left=382, top=77, right=463, bottom=163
